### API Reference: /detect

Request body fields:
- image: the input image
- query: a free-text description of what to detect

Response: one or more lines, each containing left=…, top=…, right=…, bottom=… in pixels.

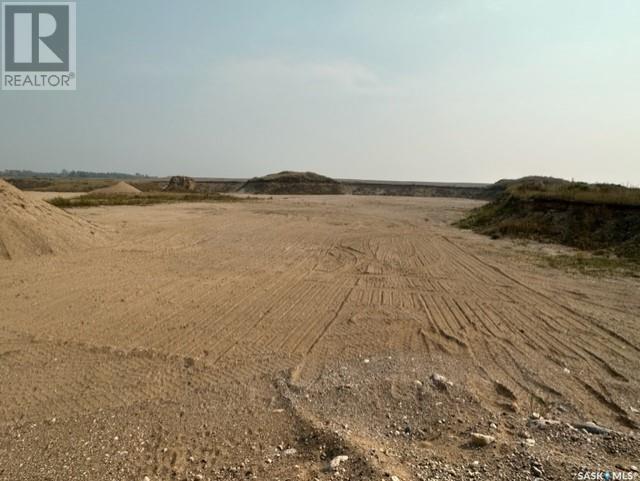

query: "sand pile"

left=0, top=179, right=101, bottom=260
left=239, top=171, right=344, bottom=195
left=89, top=181, right=141, bottom=195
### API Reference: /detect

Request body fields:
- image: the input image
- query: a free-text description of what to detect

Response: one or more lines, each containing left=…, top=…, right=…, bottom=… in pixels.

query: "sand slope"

left=0, top=179, right=100, bottom=260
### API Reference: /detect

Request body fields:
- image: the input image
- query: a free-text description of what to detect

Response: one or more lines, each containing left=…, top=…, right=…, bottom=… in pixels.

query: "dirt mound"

left=88, top=181, right=141, bottom=195
left=459, top=178, right=640, bottom=261
left=163, top=176, right=197, bottom=192
left=485, top=176, right=570, bottom=199
left=239, top=171, right=344, bottom=195
left=494, top=176, right=570, bottom=189
left=0, top=179, right=101, bottom=260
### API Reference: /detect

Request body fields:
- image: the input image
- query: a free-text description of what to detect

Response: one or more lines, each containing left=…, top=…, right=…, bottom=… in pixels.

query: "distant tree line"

left=1, top=169, right=154, bottom=179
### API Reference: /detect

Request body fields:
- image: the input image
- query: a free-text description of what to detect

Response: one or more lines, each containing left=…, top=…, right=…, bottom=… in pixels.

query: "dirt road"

left=0, top=195, right=638, bottom=480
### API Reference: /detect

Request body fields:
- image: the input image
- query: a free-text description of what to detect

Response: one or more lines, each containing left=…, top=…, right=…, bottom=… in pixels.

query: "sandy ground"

left=0, top=195, right=638, bottom=480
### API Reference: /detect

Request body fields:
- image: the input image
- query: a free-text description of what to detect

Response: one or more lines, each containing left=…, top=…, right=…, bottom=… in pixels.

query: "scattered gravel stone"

left=573, top=421, right=611, bottom=435
left=529, top=418, right=561, bottom=429
left=532, top=465, right=544, bottom=477
left=329, top=455, right=349, bottom=470
left=470, top=433, right=495, bottom=447
left=430, top=373, right=451, bottom=390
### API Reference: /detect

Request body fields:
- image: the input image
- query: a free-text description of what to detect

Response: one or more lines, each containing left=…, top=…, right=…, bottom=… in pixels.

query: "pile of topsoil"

left=238, top=171, right=344, bottom=195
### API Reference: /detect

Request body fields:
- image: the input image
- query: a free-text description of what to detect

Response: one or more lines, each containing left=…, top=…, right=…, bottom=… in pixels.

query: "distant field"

left=6, top=173, right=639, bottom=207
left=5, top=176, right=160, bottom=193
left=48, top=191, right=241, bottom=208
left=4, top=175, right=493, bottom=199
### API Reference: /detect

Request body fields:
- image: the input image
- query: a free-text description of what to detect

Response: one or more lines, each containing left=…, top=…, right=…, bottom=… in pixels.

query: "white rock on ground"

left=430, top=373, right=451, bottom=390
left=470, top=433, right=495, bottom=447
left=329, top=455, right=349, bottom=470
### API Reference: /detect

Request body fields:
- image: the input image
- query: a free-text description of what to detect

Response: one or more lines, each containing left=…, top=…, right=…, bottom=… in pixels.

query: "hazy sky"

left=1, top=0, right=639, bottom=184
